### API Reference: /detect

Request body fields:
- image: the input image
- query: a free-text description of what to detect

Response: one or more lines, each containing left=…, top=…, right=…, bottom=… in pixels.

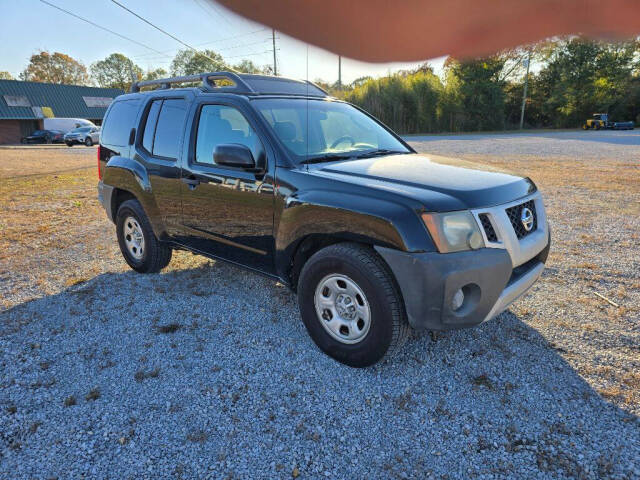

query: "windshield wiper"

left=354, top=149, right=406, bottom=159
left=299, top=153, right=355, bottom=165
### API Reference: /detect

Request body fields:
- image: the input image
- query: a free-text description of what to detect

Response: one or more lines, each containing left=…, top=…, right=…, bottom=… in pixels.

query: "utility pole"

left=519, top=49, right=531, bottom=130
left=272, top=29, right=277, bottom=76
left=338, top=55, right=342, bottom=90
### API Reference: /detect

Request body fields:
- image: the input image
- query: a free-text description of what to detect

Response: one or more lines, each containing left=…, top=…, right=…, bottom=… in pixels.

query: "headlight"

left=421, top=211, right=484, bottom=253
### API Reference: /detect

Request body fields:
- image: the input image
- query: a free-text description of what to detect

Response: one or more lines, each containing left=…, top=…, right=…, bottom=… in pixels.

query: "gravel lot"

left=1, top=131, right=639, bottom=479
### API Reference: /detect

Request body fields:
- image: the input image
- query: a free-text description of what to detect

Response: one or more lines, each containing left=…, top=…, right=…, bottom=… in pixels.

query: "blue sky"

left=1, top=0, right=446, bottom=84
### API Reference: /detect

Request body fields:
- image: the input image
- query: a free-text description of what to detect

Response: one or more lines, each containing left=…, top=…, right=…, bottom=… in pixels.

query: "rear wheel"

left=66, top=142, right=73, bottom=147
left=297, top=243, right=409, bottom=367
left=582, top=124, right=588, bottom=130
left=85, top=137, right=93, bottom=146
left=116, top=199, right=172, bottom=273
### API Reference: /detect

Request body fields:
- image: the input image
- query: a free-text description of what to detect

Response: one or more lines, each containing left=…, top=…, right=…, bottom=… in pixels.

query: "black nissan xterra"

left=98, top=72, right=550, bottom=367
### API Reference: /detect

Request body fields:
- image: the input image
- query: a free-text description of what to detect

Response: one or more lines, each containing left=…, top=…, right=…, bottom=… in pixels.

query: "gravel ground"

left=1, top=132, right=639, bottom=479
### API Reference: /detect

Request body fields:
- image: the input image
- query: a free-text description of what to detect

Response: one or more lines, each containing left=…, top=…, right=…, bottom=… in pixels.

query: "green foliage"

left=90, top=53, right=143, bottom=91
left=20, top=50, right=89, bottom=85
left=529, top=38, right=638, bottom=128
left=344, top=69, right=443, bottom=133
left=170, top=49, right=225, bottom=76
left=0, top=71, right=14, bottom=80
left=343, top=38, right=640, bottom=132
left=143, top=68, right=168, bottom=81
left=233, top=59, right=269, bottom=74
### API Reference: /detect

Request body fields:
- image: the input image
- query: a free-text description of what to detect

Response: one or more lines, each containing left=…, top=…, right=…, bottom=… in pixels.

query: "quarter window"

left=101, top=99, right=140, bottom=147
left=195, top=105, right=264, bottom=165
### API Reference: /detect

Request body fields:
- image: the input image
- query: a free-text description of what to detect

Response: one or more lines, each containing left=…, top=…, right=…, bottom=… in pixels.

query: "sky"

left=0, top=0, right=446, bottom=84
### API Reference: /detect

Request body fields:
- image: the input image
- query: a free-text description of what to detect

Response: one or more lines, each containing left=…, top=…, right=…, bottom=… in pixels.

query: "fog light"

left=451, top=288, right=465, bottom=311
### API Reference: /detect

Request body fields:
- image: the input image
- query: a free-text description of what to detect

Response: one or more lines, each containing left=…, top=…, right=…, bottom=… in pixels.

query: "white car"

left=64, top=126, right=101, bottom=147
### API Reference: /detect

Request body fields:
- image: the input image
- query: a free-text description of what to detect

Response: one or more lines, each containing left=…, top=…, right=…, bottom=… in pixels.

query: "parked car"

left=44, top=117, right=96, bottom=133
left=20, top=129, right=64, bottom=144
left=64, top=126, right=101, bottom=146
left=97, top=72, right=550, bottom=367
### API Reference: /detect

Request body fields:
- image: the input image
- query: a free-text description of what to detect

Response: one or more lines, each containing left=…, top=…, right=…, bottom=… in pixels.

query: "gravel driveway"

left=1, top=131, right=639, bottom=479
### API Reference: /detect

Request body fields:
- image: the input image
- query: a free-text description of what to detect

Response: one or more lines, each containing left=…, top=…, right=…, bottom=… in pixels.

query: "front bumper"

left=376, top=241, right=549, bottom=331
left=376, top=192, right=550, bottom=331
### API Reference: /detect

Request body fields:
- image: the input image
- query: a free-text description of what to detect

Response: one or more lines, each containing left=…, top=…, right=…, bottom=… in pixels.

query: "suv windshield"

left=254, top=98, right=409, bottom=164
left=71, top=127, right=91, bottom=133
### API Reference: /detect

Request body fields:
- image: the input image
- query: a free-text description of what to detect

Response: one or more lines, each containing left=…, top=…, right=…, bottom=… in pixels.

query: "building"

left=0, top=80, right=124, bottom=144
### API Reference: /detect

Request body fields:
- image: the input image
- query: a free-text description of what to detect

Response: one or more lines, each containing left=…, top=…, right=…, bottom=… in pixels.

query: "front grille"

left=506, top=200, right=537, bottom=239
left=478, top=214, right=498, bottom=242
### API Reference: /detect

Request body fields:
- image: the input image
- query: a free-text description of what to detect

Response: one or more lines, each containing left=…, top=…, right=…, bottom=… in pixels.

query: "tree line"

left=333, top=38, right=640, bottom=132
left=3, top=37, right=639, bottom=132
left=2, top=49, right=271, bottom=92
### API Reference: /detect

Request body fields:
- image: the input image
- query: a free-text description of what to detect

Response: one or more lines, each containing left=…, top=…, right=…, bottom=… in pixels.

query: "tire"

left=582, top=124, right=588, bottom=130
left=84, top=137, right=93, bottom=147
left=595, top=124, right=601, bottom=130
left=66, top=142, right=73, bottom=147
left=45, top=136, right=52, bottom=144
left=21, top=138, right=27, bottom=144
left=116, top=199, right=172, bottom=273
left=297, top=242, right=409, bottom=367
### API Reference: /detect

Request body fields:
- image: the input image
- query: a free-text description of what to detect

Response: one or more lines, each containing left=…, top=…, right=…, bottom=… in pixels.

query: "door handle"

left=182, top=177, right=200, bottom=189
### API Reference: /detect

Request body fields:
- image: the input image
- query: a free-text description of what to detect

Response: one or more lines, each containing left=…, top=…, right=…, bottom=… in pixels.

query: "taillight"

left=97, top=145, right=102, bottom=180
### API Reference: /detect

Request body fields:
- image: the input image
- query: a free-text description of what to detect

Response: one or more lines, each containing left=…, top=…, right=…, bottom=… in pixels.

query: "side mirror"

left=214, top=144, right=256, bottom=169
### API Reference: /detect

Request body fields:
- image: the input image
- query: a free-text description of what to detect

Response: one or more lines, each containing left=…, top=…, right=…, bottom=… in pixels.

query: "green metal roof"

left=0, top=80, right=124, bottom=120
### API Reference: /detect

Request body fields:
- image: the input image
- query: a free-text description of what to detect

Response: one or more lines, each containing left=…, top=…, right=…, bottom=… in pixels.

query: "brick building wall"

left=0, top=120, right=23, bottom=144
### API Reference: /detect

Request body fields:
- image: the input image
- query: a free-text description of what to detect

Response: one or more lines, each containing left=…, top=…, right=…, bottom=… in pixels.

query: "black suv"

left=98, top=72, right=550, bottom=367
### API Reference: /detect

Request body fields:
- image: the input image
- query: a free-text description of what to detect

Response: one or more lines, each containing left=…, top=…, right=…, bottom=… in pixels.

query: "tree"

left=91, top=53, right=143, bottom=91
left=533, top=38, right=638, bottom=127
left=233, top=59, right=267, bottom=74
left=443, top=56, right=507, bottom=131
left=20, top=50, right=89, bottom=85
left=170, top=49, right=226, bottom=76
left=0, top=71, right=14, bottom=80
left=143, top=68, right=168, bottom=81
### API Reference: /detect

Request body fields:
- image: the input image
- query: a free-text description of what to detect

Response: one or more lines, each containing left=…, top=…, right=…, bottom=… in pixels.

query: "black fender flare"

left=274, top=189, right=436, bottom=280
left=102, top=157, right=166, bottom=238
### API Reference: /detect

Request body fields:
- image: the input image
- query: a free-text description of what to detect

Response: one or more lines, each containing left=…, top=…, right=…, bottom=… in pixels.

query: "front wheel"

left=297, top=243, right=409, bottom=367
left=116, top=199, right=172, bottom=273
left=84, top=137, right=93, bottom=146
left=66, top=142, right=73, bottom=147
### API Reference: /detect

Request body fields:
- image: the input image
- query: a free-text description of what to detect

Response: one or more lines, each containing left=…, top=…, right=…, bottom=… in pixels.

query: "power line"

left=134, top=37, right=271, bottom=60
left=110, top=0, right=230, bottom=69
left=38, top=0, right=167, bottom=56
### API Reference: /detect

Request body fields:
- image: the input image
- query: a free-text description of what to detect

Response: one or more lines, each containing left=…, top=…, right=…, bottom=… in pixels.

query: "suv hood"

left=311, top=153, right=535, bottom=212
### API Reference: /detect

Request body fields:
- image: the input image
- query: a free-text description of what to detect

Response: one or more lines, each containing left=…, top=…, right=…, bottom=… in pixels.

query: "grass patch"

left=85, top=388, right=101, bottom=401
left=134, top=367, right=161, bottom=382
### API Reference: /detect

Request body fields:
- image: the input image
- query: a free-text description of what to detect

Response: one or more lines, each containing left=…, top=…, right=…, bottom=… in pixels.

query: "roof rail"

left=306, top=80, right=328, bottom=95
left=130, top=71, right=254, bottom=93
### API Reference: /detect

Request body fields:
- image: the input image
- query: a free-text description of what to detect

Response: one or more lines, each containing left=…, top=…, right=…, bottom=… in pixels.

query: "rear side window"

left=152, top=99, right=188, bottom=159
left=101, top=99, right=140, bottom=146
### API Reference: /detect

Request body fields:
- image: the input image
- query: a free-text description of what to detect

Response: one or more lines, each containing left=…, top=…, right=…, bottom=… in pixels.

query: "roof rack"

left=130, top=71, right=254, bottom=94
